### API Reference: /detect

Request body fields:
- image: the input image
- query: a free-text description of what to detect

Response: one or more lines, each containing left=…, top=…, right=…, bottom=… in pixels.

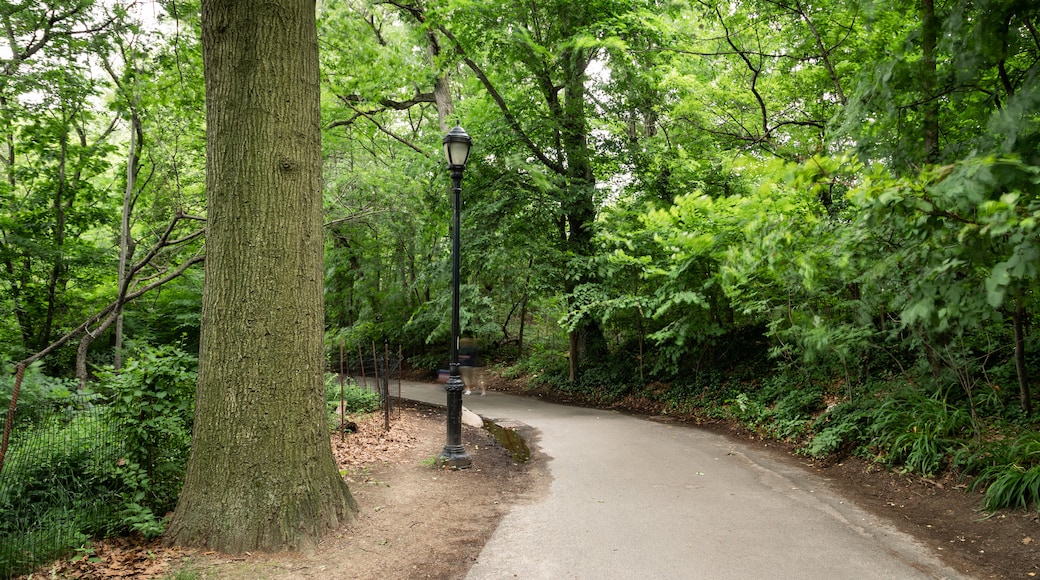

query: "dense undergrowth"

left=0, top=348, right=380, bottom=579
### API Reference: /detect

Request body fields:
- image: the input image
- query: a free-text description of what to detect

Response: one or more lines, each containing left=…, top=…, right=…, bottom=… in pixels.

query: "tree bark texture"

left=165, top=0, right=356, bottom=553
left=920, top=0, right=940, bottom=163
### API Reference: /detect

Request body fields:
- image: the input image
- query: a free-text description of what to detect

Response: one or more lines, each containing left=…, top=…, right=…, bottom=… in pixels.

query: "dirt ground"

left=31, top=400, right=548, bottom=580
left=33, top=390, right=1040, bottom=580
left=175, top=401, right=550, bottom=579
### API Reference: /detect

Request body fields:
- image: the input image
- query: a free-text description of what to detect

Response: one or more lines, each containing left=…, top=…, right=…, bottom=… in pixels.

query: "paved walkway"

left=397, top=381, right=970, bottom=580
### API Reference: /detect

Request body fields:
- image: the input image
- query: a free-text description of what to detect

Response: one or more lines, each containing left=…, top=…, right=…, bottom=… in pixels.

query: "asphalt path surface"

left=397, top=380, right=970, bottom=580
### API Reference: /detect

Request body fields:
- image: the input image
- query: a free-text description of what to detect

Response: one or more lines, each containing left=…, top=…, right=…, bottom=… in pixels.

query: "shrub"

left=95, top=344, right=197, bottom=537
left=733, top=392, right=769, bottom=427
left=0, top=362, right=79, bottom=428
left=730, top=376, right=824, bottom=439
left=325, top=373, right=381, bottom=418
left=567, top=360, right=636, bottom=403
left=1, top=344, right=366, bottom=576
left=767, top=386, right=824, bottom=439
left=0, top=399, right=121, bottom=577
left=977, top=465, right=1040, bottom=511
left=510, top=348, right=569, bottom=388
left=802, top=397, right=882, bottom=458
left=407, top=353, right=442, bottom=372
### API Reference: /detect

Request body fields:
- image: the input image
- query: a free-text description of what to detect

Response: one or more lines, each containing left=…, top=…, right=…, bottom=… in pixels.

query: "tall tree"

left=432, top=0, right=660, bottom=379
left=0, top=0, right=122, bottom=362
left=165, top=0, right=356, bottom=552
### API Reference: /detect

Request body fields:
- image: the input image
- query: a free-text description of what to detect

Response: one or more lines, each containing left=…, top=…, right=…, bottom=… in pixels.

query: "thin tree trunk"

left=77, top=62, right=144, bottom=385
left=42, top=127, right=70, bottom=351
left=114, top=109, right=138, bottom=372
left=921, top=0, right=940, bottom=163
left=518, top=293, right=528, bottom=359
left=77, top=313, right=118, bottom=388
left=1014, top=298, right=1031, bottom=414
left=569, top=331, right=578, bottom=384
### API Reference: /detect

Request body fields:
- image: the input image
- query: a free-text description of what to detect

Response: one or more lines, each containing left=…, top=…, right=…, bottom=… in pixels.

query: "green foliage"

left=1, top=0, right=124, bottom=364
left=732, top=392, right=769, bottom=427
left=960, top=433, right=1040, bottom=512
left=95, top=344, right=197, bottom=537
left=0, top=398, right=121, bottom=577
left=659, top=370, right=742, bottom=410
left=0, top=363, right=79, bottom=427
left=0, top=0, right=207, bottom=379
left=122, top=272, right=204, bottom=353
left=838, top=0, right=1040, bottom=171
left=768, top=387, right=825, bottom=439
left=869, top=388, right=973, bottom=476
left=568, top=360, right=638, bottom=403
left=803, top=396, right=884, bottom=459
left=324, top=373, right=381, bottom=417
left=847, top=155, right=1040, bottom=413
left=503, top=346, right=570, bottom=387
left=978, top=466, right=1040, bottom=513
left=852, top=156, right=1040, bottom=336
left=731, top=377, right=826, bottom=440
left=408, top=353, right=443, bottom=372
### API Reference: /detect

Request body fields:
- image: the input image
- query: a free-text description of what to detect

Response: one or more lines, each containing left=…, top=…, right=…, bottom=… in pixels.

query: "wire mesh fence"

left=0, top=393, right=124, bottom=579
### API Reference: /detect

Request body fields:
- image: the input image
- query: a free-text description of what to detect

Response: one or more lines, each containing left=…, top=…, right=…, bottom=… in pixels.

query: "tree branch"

left=435, top=25, right=566, bottom=175
left=790, top=0, right=847, bottom=104
left=324, top=207, right=390, bottom=229
left=9, top=246, right=204, bottom=377
left=338, top=91, right=436, bottom=111
left=340, top=102, right=430, bottom=157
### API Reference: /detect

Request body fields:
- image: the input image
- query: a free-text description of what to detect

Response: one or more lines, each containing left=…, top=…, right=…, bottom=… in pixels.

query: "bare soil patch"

left=177, top=401, right=548, bottom=579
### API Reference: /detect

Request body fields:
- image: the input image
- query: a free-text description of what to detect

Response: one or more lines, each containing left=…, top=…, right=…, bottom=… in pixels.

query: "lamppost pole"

left=439, top=123, right=472, bottom=469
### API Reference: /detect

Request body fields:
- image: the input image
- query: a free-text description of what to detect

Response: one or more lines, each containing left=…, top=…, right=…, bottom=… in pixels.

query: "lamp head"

left=442, top=123, right=472, bottom=169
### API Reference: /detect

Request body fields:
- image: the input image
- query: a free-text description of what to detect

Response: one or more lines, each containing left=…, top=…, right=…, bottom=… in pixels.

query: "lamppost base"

left=437, top=445, right=472, bottom=469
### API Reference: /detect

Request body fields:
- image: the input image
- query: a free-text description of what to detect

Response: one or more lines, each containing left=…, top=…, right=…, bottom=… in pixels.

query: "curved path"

left=398, top=381, right=970, bottom=580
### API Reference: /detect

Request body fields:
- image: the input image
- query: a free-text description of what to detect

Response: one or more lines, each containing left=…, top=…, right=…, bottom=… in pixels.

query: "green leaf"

left=985, top=262, right=1011, bottom=308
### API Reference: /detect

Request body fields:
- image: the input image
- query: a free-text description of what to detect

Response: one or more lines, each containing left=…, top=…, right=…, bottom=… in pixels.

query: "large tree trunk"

left=165, top=0, right=356, bottom=553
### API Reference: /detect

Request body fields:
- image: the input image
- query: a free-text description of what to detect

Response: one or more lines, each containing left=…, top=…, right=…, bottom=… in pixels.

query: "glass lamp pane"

left=448, top=140, right=470, bottom=166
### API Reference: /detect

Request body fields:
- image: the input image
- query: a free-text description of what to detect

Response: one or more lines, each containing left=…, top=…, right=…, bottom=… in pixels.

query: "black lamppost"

left=438, top=123, right=473, bottom=469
